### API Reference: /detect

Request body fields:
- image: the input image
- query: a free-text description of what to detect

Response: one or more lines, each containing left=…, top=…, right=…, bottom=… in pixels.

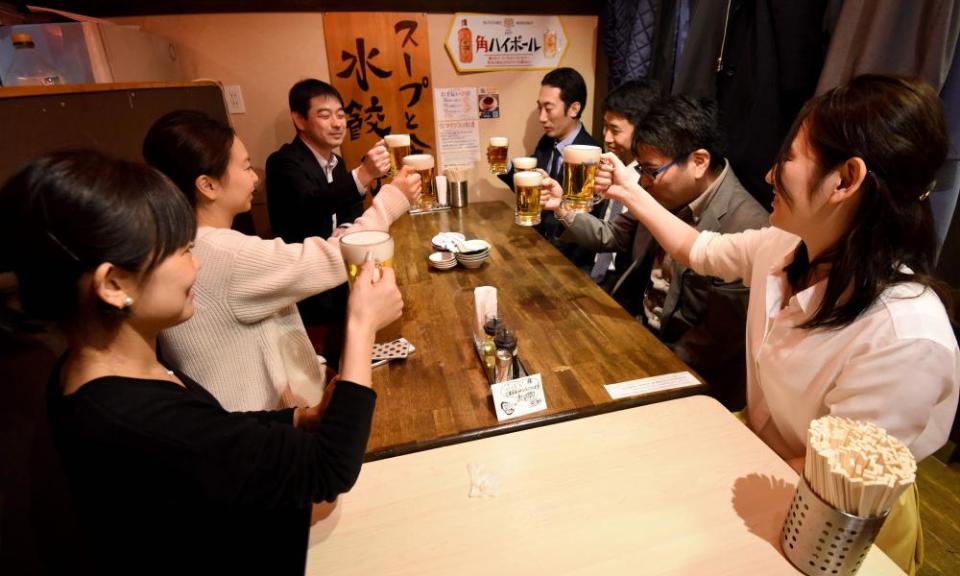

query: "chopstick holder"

left=781, top=416, right=916, bottom=576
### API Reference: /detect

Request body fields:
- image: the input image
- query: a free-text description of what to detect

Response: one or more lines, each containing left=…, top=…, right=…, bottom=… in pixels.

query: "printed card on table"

left=604, top=371, right=701, bottom=400
left=491, top=373, right=546, bottom=421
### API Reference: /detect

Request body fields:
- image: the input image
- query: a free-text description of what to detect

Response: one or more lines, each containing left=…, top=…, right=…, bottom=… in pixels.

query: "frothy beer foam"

left=512, top=157, right=537, bottom=170
left=384, top=134, right=410, bottom=147
left=563, top=145, right=601, bottom=164
left=489, top=137, right=508, bottom=147
left=340, top=230, right=393, bottom=264
left=402, top=154, right=435, bottom=170
left=513, top=170, right=543, bottom=187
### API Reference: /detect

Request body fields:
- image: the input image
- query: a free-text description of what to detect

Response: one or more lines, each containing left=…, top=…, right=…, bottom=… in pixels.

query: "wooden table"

left=306, top=395, right=902, bottom=575
left=366, top=201, right=706, bottom=460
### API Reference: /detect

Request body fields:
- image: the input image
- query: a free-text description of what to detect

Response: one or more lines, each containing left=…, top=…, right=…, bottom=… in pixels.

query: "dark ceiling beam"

left=8, top=1, right=600, bottom=18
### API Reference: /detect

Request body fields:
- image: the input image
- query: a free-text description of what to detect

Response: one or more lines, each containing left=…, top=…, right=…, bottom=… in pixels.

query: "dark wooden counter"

left=366, top=201, right=706, bottom=460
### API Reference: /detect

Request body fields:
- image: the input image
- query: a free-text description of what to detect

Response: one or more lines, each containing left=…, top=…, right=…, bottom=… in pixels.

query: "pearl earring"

left=123, top=296, right=134, bottom=308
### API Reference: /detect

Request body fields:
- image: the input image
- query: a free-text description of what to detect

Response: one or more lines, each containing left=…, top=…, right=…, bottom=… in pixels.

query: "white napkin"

left=436, top=175, right=448, bottom=206
left=467, top=463, right=500, bottom=498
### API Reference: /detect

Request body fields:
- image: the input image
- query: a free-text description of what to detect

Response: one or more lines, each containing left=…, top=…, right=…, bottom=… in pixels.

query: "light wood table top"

left=367, top=201, right=706, bottom=460
left=307, top=395, right=902, bottom=575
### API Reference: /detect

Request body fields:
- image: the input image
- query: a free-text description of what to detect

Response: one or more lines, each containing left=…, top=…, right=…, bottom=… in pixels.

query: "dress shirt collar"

left=299, top=135, right=338, bottom=181
left=686, top=158, right=730, bottom=222
left=554, top=122, right=584, bottom=152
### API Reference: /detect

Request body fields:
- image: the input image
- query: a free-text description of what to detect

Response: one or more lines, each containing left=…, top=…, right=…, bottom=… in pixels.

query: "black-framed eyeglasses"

left=636, top=158, right=678, bottom=182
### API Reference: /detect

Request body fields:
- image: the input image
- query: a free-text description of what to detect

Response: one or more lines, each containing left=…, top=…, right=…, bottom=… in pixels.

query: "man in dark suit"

left=545, top=96, right=770, bottom=410
left=265, top=79, right=391, bottom=360
left=498, top=68, right=605, bottom=271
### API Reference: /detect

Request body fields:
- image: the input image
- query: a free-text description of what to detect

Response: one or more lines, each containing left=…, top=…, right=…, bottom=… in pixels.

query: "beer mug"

left=339, top=230, right=394, bottom=285
left=402, top=154, right=437, bottom=210
left=384, top=134, right=411, bottom=177
left=513, top=170, right=543, bottom=227
left=487, top=137, right=509, bottom=175
left=561, top=145, right=602, bottom=213
left=512, top=156, right=537, bottom=171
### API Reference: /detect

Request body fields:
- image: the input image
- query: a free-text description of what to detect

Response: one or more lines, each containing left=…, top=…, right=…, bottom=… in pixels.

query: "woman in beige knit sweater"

left=143, top=110, right=420, bottom=412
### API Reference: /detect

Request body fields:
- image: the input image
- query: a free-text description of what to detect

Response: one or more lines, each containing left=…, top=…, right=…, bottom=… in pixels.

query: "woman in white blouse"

left=595, top=75, right=958, bottom=574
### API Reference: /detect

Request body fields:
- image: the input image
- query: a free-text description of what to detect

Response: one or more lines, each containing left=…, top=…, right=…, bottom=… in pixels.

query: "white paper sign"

left=492, top=373, right=547, bottom=421
left=433, top=87, right=482, bottom=170
left=435, top=119, right=481, bottom=169
left=435, top=86, right=478, bottom=121
left=604, top=371, right=701, bottom=400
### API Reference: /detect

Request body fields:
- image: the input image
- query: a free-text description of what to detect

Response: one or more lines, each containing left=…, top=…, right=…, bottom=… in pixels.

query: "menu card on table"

left=491, top=374, right=546, bottom=421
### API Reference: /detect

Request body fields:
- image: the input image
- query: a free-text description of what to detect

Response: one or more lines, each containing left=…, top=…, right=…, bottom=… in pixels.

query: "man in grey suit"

left=543, top=96, right=769, bottom=409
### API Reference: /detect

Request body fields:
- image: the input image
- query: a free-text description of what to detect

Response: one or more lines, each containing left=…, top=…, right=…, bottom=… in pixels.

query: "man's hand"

left=356, top=140, right=391, bottom=188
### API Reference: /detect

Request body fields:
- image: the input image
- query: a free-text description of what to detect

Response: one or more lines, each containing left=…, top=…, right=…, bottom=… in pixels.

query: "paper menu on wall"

left=434, top=87, right=481, bottom=170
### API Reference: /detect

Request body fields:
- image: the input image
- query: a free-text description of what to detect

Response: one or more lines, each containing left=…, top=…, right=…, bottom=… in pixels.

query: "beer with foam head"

left=512, top=156, right=537, bottom=171
left=384, top=134, right=411, bottom=177
left=562, top=145, right=601, bottom=213
left=487, top=137, right=509, bottom=175
left=339, top=230, right=394, bottom=285
left=513, top=170, right=543, bottom=227
left=402, top=153, right=436, bottom=209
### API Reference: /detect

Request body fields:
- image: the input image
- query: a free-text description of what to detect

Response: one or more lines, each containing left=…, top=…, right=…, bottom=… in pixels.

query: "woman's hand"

left=339, top=257, right=404, bottom=388
left=347, top=256, right=404, bottom=333
left=595, top=152, right=641, bottom=205
left=390, top=165, right=422, bottom=204
left=294, top=377, right=338, bottom=429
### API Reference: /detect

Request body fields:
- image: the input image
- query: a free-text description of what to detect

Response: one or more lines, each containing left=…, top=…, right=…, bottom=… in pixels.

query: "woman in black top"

left=0, top=150, right=403, bottom=575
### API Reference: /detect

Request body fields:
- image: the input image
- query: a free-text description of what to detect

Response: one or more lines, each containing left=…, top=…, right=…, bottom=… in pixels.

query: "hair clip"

left=46, top=231, right=81, bottom=263
left=918, top=180, right=936, bottom=201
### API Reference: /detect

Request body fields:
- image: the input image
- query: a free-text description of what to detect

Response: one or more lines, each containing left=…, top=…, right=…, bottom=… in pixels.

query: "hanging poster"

left=445, top=14, right=568, bottom=73
left=324, top=12, right=436, bottom=170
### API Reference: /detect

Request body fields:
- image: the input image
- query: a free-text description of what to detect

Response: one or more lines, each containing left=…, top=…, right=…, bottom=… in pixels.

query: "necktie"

left=550, top=148, right=562, bottom=182
left=589, top=199, right=624, bottom=283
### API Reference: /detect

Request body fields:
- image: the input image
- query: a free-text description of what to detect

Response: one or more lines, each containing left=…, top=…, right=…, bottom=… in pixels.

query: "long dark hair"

left=142, top=110, right=235, bottom=206
left=771, top=75, right=949, bottom=330
left=0, top=150, right=196, bottom=323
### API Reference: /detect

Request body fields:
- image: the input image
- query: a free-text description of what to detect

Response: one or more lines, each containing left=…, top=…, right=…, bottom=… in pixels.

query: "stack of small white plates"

left=455, top=239, right=491, bottom=269
left=428, top=251, right=457, bottom=270
left=431, top=232, right=466, bottom=253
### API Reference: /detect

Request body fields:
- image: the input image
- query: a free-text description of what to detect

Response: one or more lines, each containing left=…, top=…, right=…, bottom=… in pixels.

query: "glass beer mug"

left=513, top=170, right=543, bottom=227
left=401, top=153, right=437, bottom=210
left=384, top=134, right=411, bottom=177
left=487, top=137, right=509, bottom=175
left=561, top=145, right=602, bottom=213
left=512, top=156, right=537, bottom=171
left=339, top=230, right=394, bottom=285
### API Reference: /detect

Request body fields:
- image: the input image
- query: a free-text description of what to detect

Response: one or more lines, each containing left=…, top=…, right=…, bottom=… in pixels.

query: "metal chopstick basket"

left=781, top=478, right=889, bottom=576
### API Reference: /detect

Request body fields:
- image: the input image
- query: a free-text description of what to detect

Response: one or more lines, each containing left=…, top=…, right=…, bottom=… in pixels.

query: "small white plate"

left=429, top=251, right=456, bottom=264
left=459, top=239, right=490, bottom=254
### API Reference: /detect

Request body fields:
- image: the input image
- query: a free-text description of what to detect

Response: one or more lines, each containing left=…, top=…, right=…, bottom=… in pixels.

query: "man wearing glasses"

left=546, top=95, right=768, bottom=410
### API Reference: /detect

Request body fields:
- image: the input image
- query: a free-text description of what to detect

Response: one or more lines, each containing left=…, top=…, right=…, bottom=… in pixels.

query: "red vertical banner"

left=323, top=12, right=436, bottom=169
